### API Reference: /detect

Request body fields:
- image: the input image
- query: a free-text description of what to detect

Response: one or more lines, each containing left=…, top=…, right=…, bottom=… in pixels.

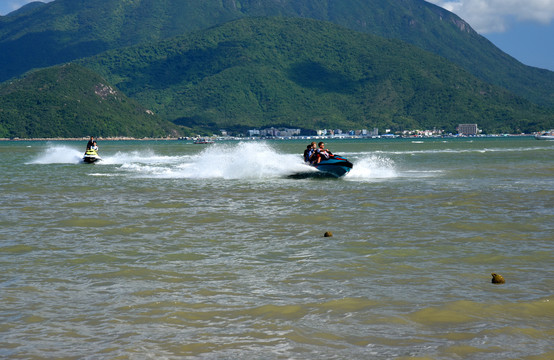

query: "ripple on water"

left=1, top=138, right=552, bottom=359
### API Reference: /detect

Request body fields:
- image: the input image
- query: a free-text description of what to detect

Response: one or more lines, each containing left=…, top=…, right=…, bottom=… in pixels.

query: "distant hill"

left=0, top=63, right=181, bottom=138
left=0, top=0, right=553, bottom=108
left=78, top=17, right=553, bottom=134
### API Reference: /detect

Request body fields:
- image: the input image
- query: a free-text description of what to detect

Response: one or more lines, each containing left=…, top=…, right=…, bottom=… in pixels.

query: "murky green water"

left=1, top=137, right=552, bottom=359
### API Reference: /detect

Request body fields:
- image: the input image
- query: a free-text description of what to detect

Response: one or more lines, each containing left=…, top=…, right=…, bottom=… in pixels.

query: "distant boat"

left=535, top=130, right=554, bottom=140
left=193, top=138, right=214, bottom=144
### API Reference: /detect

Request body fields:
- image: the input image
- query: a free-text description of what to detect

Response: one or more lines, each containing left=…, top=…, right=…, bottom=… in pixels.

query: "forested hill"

left=0, top=0, right=553, bottom=108
left=77, top=17, right=552, bottom=134
left=0, top=64, right=180, bottom=138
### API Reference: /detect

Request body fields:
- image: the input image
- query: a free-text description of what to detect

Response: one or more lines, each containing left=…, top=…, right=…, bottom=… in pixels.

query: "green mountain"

left=1, top=0, right=553, bottom=108
left=77, top=17, right=552, bottom=134
left=0, top=63, right=181, bottom=138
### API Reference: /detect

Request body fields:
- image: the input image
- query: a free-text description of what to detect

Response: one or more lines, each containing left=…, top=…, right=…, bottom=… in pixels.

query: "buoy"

left=491, top=273, right=505, bottom=284
left=324, top=231, right=333, bottom=237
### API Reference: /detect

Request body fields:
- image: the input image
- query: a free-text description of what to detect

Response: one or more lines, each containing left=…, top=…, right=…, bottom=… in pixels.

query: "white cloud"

left=427, top=0, right=554, bottom=33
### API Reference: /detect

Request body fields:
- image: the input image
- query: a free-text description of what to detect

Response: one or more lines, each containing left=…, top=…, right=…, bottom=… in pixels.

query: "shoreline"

left=0, top=134, right=537, bottom=142
left=0, top=137, right=179, bottom=141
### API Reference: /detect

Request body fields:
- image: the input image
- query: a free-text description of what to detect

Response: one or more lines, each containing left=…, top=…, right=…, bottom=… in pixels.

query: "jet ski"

left=288, top=152, right=353, bottom=179
left=83, top=148, right=102, bottom=163
left=312, top=154, right=353, bottom=177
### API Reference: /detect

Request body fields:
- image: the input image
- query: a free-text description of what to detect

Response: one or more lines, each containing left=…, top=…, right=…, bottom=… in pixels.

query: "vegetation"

left=0, top=63, right=181, bottom=138
left=79, top=17, right=553, bottom=134
left=1, top=0, right=553, bottom=108
left=1, top=2, right=553, bottom=137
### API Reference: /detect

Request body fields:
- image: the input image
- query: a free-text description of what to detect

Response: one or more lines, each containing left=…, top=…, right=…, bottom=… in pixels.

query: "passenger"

left=314, top=141, right=333, bottom=164
left=92, top=141, right=98, bottom=151
left=304, top=142, right=317, bottom=163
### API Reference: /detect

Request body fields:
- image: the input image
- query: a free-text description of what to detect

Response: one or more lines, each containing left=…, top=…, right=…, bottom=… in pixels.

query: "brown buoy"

left=491, top=273, right=505, bottom=284
left=324, top=231, right=333, bottom=237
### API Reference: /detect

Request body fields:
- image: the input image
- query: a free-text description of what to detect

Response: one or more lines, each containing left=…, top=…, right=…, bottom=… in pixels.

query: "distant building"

left=259, top=127, right=300, bottom=137
left=260, top=127, right=278, bottom=137
left=281, top=128, right=301, bottom=137
left=457, top=124, right=479, bottom=136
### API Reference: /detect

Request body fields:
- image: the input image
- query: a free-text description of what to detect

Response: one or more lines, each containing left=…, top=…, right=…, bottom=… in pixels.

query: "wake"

left=28, top=142, right=404, bottom=181
left=125, top=142, right=311, bottom=179
left=28, top=145, right=84, bottom=164
left=345, top=154, right=397, bottom=180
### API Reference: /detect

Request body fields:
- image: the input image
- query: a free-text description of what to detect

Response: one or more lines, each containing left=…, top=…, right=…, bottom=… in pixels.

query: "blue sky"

left=0, top=0, right=553, bottom=71
left=427, top=0, right=554, bottom=71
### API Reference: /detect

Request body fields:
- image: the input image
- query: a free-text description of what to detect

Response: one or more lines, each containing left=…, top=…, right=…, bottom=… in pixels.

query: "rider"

left=304, top=142, right=317, bottom=163
left=314, top=141, right=333, bottom=164
left=86, top=136, right=95, bottom=150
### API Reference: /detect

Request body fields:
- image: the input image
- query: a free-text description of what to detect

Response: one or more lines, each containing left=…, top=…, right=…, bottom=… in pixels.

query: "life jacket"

left=317, top=149, right=330, bottom=160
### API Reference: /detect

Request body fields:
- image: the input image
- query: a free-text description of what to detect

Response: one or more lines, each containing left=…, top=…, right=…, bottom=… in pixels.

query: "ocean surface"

left=1, top=137, right=552, bottom=359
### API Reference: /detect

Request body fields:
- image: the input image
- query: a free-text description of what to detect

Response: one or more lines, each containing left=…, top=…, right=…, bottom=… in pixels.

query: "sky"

left=426, top=0, right=554, bottom=71
left=0, top=0, right=553, bottom=71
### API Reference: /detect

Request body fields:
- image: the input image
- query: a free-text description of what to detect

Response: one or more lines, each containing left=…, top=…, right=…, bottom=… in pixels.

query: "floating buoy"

left=491, top=273, right=505, bottom=284
left=324, top=231, right=333, bottom=237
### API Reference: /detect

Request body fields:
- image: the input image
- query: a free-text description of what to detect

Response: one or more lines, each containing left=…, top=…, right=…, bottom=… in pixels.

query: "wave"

left=345, top=154, right=397, bottom=181
left=28, top=142, right=405, bottom=181
left=102, top=149, right=184, bottom=165
left=136, top=143, right=402, bottom=181
left=27, top=145, right=84, bottom=164
left=120, top=142, right=310, bottom=179
left=365, top=146, right=551, bottom=156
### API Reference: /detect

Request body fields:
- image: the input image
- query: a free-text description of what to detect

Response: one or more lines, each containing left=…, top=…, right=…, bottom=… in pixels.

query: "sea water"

left=0, top=138, right=552, bottom=359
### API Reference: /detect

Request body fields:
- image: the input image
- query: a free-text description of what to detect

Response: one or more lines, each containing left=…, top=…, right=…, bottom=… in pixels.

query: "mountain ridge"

left=0, top=0, right=553, bottom=107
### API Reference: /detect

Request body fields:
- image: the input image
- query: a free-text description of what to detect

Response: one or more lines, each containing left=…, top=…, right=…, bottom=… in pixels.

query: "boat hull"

left=312, top=155, right=353, bottom=177
left=83, top=150, right=101, bottom=163
left=83, top=156, right=101, bottom=163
